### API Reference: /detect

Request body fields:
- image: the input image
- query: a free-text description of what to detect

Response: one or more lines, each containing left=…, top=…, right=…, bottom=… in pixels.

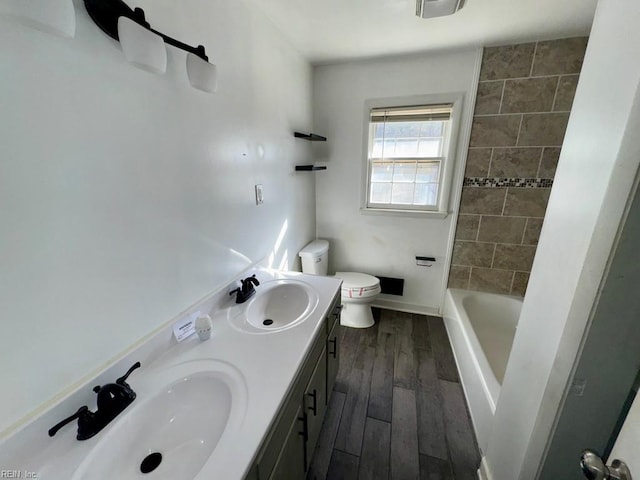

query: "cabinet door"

left=269, top=406, right=306, bottom=480
left=326, top=319, right=340, bottom=405
left=304, top=349, right=327, bottom=466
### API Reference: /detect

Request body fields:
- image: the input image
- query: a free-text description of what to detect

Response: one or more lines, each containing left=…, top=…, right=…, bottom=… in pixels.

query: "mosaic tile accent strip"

left=463, top=177, right=554, bottom=188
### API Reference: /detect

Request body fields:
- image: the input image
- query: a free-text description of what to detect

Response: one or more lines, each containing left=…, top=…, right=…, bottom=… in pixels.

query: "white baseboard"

left=371, top=298, right=440, bottom=316
left=478, top=457, right=493, bottom=480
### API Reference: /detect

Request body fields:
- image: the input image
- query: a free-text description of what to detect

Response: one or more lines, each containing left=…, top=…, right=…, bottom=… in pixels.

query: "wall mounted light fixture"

left=84, top=0, right=217, bottom=92
left=117, top=16, right=167, bottom=74
left=0, top=0, right=76, bottom=38
left=186, top=53, right=218, bottom=93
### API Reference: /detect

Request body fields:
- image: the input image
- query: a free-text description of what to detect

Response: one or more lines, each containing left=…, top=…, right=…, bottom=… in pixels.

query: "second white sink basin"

left=71, top=360, right=247, bottom=480
left=231, top=279, right=319, bottom=334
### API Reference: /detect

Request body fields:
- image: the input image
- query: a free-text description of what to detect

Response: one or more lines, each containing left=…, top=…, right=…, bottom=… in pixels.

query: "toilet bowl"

left=334, top=272, right=381, bottom=328
left=298, top=240, right=381, bottom=329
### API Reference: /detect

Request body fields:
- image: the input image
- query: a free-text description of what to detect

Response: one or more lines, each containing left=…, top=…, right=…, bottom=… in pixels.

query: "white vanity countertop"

left=0, top=268, right=342, bottom=480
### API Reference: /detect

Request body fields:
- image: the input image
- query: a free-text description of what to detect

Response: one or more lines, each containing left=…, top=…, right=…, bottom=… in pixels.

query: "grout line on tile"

left=509, top=270, right=517, bottom=294
left=515, top=115, right=524, bottom=147
left=473, top=112, right=522, bottom=118
left=490, top=243, right=497, bottom=268
left=492, top=146, right=543, bottom=150
left=469, top=241, right=539, bottom=247
left=529, top=42, right=538, bottom=77
left=474, top=111, right=570, bottom=117
left=473, top=213, right=532, bottom=219
left=492, top=73, right=570, bottom=82
left=500, top=187, right=509, bottom=216
left=535, top=148, right=545, bottom=178
left=498, top=80, right=506, bottom=114
left=454, top=239, right=495, bottom=245
left=472, top=113, right=518, bottom=119
left=487, top=148, right=494, bottom=177
left=475, top=215, right=482, bottom=241
left=550, top=76, right=561, bottom=112
left=466, top=144, right=563, bottom=149
left=487, top=265, right=531, bottom=273
left=521, top=218, right=529, bottom=245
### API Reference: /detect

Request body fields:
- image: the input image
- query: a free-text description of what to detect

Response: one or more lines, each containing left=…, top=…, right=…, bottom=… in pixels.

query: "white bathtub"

left=443, top=288, right=522, bottom=453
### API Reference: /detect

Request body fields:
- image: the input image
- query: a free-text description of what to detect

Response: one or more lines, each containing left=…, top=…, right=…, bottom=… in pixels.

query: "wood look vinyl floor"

left=308, top=308, right=481, bottom=480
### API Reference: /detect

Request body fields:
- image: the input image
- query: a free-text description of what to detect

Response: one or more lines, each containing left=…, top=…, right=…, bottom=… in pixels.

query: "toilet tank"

left=298, top=239, right=329, bottom=275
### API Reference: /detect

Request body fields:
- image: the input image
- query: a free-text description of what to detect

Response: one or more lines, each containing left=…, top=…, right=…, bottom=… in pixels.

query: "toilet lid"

left=334, top=272, right=380, bottom=297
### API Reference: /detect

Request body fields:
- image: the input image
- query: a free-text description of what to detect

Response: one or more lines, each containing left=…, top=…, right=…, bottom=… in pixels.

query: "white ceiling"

left=244, top=0, right=598, bottom=64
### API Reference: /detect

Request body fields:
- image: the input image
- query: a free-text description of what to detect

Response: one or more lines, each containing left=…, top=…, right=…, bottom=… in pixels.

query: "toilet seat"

left=334, top=272, right=381, bottom=299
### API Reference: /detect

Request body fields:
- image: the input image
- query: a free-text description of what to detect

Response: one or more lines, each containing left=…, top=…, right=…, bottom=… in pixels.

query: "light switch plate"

left=255, top=184, right=264, bottom=205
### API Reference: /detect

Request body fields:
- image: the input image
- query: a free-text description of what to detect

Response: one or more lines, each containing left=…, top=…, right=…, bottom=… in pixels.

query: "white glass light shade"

left=186, top=53, right=218, bottom=93
left=0, top=0, right=76, bottom=38
left=117, top=16, right=167, bottom=75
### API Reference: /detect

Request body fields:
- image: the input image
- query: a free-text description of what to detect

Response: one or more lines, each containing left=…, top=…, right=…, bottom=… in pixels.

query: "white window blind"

left=366, top=104, right=453, bottom=211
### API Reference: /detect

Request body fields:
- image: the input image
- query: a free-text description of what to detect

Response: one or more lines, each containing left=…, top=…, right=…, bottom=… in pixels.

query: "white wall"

left=484, top=1, right=640, bottom=478
left=313, top=49, right=480, bottom=313
left=0, top=0, right=314, bottom=437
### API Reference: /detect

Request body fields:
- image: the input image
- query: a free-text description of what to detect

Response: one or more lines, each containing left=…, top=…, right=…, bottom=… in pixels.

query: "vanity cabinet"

left=250, top=292, right=341, bottom=480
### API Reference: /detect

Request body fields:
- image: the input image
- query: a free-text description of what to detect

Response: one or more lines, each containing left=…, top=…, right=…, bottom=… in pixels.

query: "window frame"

left=360, top=94, right=464, bottom=217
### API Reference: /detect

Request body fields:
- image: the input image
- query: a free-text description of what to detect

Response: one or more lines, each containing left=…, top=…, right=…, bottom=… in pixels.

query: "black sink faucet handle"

left=48, top=406, right=93, bottom=437
left=116, top=361, right=141, bottom=387
left=242, top=275, right=260, bottom=292
left=48, top=362, right=142, bottom=441
left=231, top=275, right=260, bottom=304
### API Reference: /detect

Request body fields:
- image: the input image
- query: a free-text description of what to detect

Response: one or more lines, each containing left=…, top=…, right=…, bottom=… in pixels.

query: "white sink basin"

left=71, top=360, right=247, bottom=480
left=230, top=279, right=319, bottom=334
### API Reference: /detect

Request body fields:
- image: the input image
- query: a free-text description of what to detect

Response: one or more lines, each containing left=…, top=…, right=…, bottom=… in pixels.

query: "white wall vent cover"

left=416, top=0, right=465, bottom=18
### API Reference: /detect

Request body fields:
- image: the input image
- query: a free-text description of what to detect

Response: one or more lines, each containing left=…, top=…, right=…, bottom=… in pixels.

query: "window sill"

left=359, top=207, right=449, bottom=219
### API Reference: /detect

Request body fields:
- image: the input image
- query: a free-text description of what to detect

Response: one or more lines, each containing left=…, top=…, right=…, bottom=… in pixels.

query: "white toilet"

left=299, top=239, right=381, bottom=328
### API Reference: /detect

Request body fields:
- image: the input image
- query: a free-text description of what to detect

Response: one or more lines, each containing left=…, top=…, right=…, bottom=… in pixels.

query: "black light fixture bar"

left=149, top=28, right=207, bottom=61
left=84, top=0, right=208, bottom=61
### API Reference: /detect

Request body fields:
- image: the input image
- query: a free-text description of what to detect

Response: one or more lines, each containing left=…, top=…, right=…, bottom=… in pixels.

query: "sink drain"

left=140, top=452, right=162, bottom=474
left=263, top=319, right=274, bottom=326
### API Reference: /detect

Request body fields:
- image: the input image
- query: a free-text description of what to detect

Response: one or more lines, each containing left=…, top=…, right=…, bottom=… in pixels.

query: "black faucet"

left=48, top=362, right=141, bottom=440
left=230, top=274, right=260, bottom=304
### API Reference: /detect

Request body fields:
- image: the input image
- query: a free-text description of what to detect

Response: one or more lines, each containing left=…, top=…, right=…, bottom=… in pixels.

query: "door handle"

left=581, top=449, right=632, bottom=480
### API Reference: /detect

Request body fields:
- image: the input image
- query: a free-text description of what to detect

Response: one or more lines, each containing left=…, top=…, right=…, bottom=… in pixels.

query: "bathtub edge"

left=443, top=289, right=492, bottom=454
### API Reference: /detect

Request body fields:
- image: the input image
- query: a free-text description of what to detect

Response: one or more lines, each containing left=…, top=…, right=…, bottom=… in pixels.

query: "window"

left=364, top=103, right=454, bottom=213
